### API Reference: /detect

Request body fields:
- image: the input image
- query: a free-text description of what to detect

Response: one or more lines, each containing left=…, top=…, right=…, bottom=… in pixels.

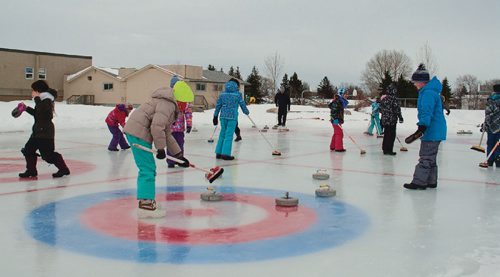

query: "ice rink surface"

left=0, top=114, right=499, bottom=277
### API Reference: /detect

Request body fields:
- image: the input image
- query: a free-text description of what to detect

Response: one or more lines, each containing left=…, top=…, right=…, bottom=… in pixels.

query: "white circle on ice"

left=154, top=200, right=268, bottom=230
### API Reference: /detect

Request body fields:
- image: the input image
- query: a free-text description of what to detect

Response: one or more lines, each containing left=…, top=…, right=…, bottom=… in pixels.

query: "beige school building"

left=64, top=64, right=246, bottom=110
left=0, top=48, right=92, bottom=101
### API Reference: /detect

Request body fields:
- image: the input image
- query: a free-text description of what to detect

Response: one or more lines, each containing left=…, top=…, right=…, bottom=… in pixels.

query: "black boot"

left=221, top=155, right=235, bottom=160
left=234, top=136, right=242, bottom=142
left=52, top=153, right=70, bottom=178
left=19, top=156, right=37, bottom=178
left=403, top=183, right=427, bottom=190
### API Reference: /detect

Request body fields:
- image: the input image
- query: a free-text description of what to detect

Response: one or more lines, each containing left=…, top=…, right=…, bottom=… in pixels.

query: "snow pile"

left=0, top=101, right=484, bottom=135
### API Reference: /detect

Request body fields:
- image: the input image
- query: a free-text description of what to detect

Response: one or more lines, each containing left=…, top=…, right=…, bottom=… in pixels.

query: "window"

left=103, top=83, right=114, bottom=91
left=213, top=84, right=223, bottom=91
left=196, top=83, right=206, bottom=91
left=38, top=68, right=46, bottom=80
left=25, top=67, right=33, bottom=79
left=87, top=76, right=92, bottom=81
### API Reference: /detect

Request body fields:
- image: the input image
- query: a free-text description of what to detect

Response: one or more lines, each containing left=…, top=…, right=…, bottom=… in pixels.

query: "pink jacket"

left=171, top=104, right=193, bottom=133
left=105, top=105, right=127, bottom=127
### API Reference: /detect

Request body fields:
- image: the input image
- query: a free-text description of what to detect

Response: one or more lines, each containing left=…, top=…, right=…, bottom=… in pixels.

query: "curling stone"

left=260, top=128, right=268, bottom=132
left=263, top=125, right=269, bottom=129
left=315, top=184, right=336, bottom=197
left=312, top=169, right=329, bottom=180
left=457, top=130, right=472, bottom=135
left=275, top=192, right=299, bottom=207
left=192, top=127, right=198, bottom=132
left=200, top=187, right=223, bottom=201
left=272, top=125, right=279, bottom=130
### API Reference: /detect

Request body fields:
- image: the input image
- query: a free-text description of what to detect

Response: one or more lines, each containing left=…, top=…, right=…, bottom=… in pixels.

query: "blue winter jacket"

left=214, top=81, right=249, bottom=120
left=417, top=77, right=447, bottom=141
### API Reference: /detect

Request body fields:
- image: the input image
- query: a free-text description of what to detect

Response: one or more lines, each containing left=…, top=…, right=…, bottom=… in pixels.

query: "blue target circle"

left=25, top=186, right=370, bottom=263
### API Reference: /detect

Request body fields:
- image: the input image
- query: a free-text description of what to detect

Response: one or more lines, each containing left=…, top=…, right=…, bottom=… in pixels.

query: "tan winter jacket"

left=124, top=87, right=181, bottom=155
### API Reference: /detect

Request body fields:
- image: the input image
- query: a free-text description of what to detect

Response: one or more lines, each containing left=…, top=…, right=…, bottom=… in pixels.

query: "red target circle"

left=81, top=192, right=317, bottom=245
left=0, top=157, right=95, bottom=183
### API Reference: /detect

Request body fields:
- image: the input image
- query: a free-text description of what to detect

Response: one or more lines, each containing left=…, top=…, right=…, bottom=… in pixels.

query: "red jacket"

left=105, top=105, right=127, bottom=127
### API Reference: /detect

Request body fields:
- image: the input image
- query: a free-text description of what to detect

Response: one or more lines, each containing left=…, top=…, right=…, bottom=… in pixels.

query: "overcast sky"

left=1, top=0, right=498, bottom=88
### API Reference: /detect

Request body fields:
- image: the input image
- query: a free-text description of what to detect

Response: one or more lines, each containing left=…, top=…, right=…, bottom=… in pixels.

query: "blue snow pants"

left=126, top=134, right=156, bottom=200
left=215, top=118, right=237, bottom=156
left=367, top=115, right=383, bottom=135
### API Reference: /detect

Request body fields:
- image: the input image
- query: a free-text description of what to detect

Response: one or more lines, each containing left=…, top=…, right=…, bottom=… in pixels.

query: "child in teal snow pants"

left=126, top=134, right=156, bottom=200
left=213, top=78, right=249, bottom=160
left=215, top=119, right=238, bottom=159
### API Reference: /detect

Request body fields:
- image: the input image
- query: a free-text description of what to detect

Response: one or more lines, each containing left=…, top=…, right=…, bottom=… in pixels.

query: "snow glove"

left=174, top=153, right=190, bottom=168
left=11, top=102, right=26, bottom=118
left=213, top=117, right=218, bottom=126
left=156, top=149, right=166, bottom=160
left=405, top=125, right=427, bottom=144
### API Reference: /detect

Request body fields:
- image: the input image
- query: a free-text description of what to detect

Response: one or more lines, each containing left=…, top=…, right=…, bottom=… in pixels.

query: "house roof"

left=124, top=64, right=182, bottom=80
left=0, top=47, right=92, bottom=59
left=66, top=66, right=123, bottom=82
left=66, top=64, right=249, bottom=85
left=202, top=70, right=248, bottom=85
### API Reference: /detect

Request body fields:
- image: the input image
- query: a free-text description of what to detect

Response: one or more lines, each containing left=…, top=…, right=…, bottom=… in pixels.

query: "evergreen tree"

left=395, top=74, right=418, bottom=99
left=228, top=66, right=235, bottom=77
left=280, top=73, right=289, bottom=91
left=207, top=64, right=216, bottom=71
left=379, top=71, right=393, bottom=96
left=289, top=72, right=303, bottom=99
left=317, top=76, right=334, bottom=99
left=441, top=77, right=452, bottom=101
left=235, top=66, right=242, bottom=79
left=245, top=66, right=264, bottom=103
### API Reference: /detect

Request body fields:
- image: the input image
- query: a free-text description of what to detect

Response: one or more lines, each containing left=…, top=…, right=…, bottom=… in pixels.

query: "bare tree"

left=260, top=77, right=275, bottom=101
left=416, top=41, right=438, bottom=76
left=483, top=79, right=500, bottom=92
left=264, top=52, right=284, bottom=93
left=455, top=74, right=480, bottom=109
left=361, top=49, right=412, bottom=95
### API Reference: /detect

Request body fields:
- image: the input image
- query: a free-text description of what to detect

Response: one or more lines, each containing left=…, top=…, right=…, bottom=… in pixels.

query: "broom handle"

left=396, top=136, right=404, bottom=147
left=484, top=141, right=500, bottom=162
left=132, top=143, right=211, bottom=174
left=247, top=115, right=276, bottom=150
left=339, top=124, right=363, bottom=151
left=209, top=125, right=218, bottom=140
left=478, top=129, right=485, bottom=146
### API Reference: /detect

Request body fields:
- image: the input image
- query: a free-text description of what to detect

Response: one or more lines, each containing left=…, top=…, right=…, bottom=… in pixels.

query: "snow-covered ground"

left=0, top=101, right=485, bottom=135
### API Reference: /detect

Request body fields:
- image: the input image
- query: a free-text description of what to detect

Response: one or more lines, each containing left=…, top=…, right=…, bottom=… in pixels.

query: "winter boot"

left=138, top=199, right=166, bottom=218
left=479, top=161, right=492, bottom=168
left=234, top=136, right=242, bottom=142
left=52, top=153, right=70, bottom=178
left=403, top=183, right=427, bottom=190
left=19, top=156, right=37, bottom=178
left=221, top=155, right=235, bottom=160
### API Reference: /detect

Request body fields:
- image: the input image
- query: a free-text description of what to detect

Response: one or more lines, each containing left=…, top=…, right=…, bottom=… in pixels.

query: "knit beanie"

left=411, top=64, right=430, bottom=82
left=170, top=75, right=179, bottom=88
left=494, top=84, right=500, bottom=93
